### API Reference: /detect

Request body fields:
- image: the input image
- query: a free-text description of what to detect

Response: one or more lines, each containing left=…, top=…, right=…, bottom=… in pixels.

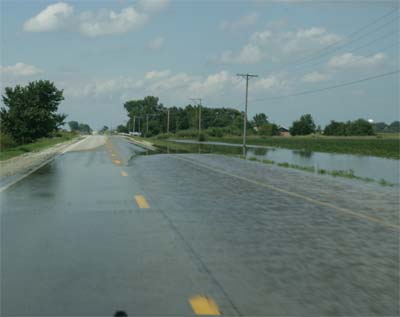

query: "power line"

left=264, top=8, right=399, bottom=73
left=250, top=70, right=399, bottom=103
left=285, top=29, right=399, bottom=75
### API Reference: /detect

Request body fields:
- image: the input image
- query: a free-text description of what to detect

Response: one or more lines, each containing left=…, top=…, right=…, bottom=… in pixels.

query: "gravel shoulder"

left=0, top=135, right=106, bottom=180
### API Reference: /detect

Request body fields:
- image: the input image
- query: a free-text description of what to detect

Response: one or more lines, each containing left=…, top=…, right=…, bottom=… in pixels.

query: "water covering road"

left=1, top=135, right=398, bottom=316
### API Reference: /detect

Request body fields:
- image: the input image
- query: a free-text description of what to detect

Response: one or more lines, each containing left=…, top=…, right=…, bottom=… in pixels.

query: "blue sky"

left=1, top=0, right=398, bottom=129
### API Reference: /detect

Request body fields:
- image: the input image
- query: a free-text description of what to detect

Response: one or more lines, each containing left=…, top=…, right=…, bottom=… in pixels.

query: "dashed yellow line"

left=189, top=295, right=221, bottom=315
left=121, top=171, right=128, bottom=177
left=135, top=195, right=149, bottom=209
left=113, top=159, right=121, bottom=165
left=111, top=153, right=116, bottom=157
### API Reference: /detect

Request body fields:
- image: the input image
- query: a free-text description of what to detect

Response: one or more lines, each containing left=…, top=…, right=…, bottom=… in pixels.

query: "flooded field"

left=153, top=140, right=400, bottom=185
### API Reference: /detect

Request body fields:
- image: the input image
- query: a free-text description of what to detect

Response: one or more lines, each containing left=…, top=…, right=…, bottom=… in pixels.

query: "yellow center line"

left=174, top=155, right=399, bottom=230
left=113, top=159, right=121, bottom=165
left=135, top=195, right=150, bottom=209
left=111, top=153, right=116, bottom=157
left=189, top=295, right=221, bottom=315
left=121, top=171, right=128, bottom=177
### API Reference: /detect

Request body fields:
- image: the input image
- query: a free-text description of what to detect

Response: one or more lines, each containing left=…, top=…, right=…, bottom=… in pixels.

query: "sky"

left=1, top=0, right=399, bottom=130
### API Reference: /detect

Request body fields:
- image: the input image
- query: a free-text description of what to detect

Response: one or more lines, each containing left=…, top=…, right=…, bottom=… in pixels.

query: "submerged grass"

left=136, top=137, right=396, bottom=187
left=206, top=135, right=400, bottom=159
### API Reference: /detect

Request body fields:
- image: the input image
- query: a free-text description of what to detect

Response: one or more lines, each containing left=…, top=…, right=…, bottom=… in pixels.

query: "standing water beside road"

left=167, top=140, right=400, bottom=185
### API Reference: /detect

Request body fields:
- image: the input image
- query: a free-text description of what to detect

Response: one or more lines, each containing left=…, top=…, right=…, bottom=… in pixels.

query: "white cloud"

left=23, top=2, right=169, bottom=37
left=327, top=53, right=385, bottom=68
left=23, top=2, right=73, bottom=32
left=221, top=44, right=264, bottom=64
left=301, top=71, right=330, bottom=83
left=145, top=69, right=171, bottom=79
left=138, top=0, right=170, bottom=13
left=188, top=71, right=234, bottom=96
left=147, top=36, right=165, bottom=50
left=252, top=75, right=288, bottom=91
left=79, top=7, right=148, bottom=37
left=221, top=26, right=343, bottom=64
left=0, top=62, right=43, bottom=76
left=220, top=12, right=258, bottom=31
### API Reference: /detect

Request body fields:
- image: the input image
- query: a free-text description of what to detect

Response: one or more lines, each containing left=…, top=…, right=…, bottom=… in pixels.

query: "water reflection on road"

left=159, top=140, right=400, bottom=184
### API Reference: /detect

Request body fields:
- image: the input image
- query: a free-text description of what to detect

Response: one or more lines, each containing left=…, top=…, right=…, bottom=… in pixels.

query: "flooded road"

left=171, top=139, right=400, bottom=184
left=1, top=135, right=399, bottom=316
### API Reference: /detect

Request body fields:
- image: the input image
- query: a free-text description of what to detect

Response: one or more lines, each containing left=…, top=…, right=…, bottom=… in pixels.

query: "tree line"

left=122, top=96, right=280, bottom=137
left=122, top=96, right=390, bottom=138
left=68, top=121, right=92, bottom=134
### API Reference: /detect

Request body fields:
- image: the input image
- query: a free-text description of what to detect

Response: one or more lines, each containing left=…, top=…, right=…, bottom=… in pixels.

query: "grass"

left=247, top=156, right=394, bottom=187
left=205, top=135, right=400, bottom=159
left=0, top=132, right=77, bottom=161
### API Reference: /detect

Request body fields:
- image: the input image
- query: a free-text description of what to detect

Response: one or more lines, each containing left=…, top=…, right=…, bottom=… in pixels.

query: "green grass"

left=205, top=135, right=400, bottom=159
left=247, top=156, right=394, bottom=187
left=0, top=132, right=77, bottom=161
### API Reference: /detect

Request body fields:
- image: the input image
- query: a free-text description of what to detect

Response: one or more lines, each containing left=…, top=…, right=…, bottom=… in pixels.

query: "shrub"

left=198, top=133, right=207, bottom=142
left=0, top=133, right=17, bottom=150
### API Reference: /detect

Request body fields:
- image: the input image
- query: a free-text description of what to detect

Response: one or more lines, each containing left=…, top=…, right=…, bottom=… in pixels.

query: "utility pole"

left=167, top=108, right=170, bottom=134
left=237, top=74, right=258, bottom=154
left=190, top=98, right=202, bottom=138
left=146, top=114, right=149, bottom=137
left=133, top=116, right=136, bottom=133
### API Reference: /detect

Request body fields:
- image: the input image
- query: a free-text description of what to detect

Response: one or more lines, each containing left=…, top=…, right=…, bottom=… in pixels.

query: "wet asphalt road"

left=1, top=136, right=399, bottom=316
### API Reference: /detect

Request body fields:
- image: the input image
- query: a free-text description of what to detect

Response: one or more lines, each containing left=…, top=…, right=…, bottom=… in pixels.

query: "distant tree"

left=0, top=80, right=66, bottom=144
left=116, top=124, right=128, bottom=133
left=78, top=123, right=92, bottom=134
left=347, top=119, right=374, bottom=136
left=372, top=122, right=389, bottom=133
left=99, top=126, right=109, bottom=134
left=389, top=121, right=400, bottom=132
left=258, top=123, right=279, bottom=136
left=324, top=120, right=347, bottom=136
left=289, top=114, right=316, bottom=136
left=68, top=121, right=79, bottom=131
left=252, top=113, right=268, bottom=127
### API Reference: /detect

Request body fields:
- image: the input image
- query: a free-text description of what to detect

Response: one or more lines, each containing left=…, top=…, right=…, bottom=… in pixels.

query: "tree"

left=99, top=126, right=109, bottom=134
left=389, top=121, right=400, bottom=132
left=78, top=123, right=92, bottom=134
left=252, top=113, right=269, bottom=127
left=324, top=120, right=347, bottom=136
left=68, top=121, right=79, bottom=131
left=116, top=124, right=128, bottom=133
left=347, top=119, right=374, bottom=136
left=258, top=123, right=279, bottom=136
left=1, top=80, right=66, bottom=144
left=289, top=114, right=316, bottom=136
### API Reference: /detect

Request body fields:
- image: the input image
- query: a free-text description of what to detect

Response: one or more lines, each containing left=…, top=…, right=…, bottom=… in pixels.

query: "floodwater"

left=158, top=139, right=400, bottom=184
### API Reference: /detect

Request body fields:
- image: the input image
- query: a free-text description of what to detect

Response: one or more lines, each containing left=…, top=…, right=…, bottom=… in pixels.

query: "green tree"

left=78, top=123, right=92, bottom=134
left=1, top=80, right=66, bottom=144
left=258, top=123, right=279, bottom=136
left=68, top=121, right=79, bottom=131
left=99, top=126, right=109, bottom=134
left=289, top=114, right=316, bottom=136
left=252, top=113, right=268, bottom=127
left=324, top=120, right=347, bottom=136
left=389, top=121, right=400, bottom=132
left=347, top=119, right=374, bottom=136
left=116, top=124, right=128, bottom=133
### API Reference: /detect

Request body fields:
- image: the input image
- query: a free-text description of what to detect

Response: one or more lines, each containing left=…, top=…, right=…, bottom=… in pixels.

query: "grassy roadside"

left=0, top=132, right=78, bottom=161
left=204, top=135, right=400, bottom=159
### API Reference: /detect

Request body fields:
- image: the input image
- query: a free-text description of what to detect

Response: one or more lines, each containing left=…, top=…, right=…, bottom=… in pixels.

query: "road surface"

left=1, top=135, right=398, bottom=316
